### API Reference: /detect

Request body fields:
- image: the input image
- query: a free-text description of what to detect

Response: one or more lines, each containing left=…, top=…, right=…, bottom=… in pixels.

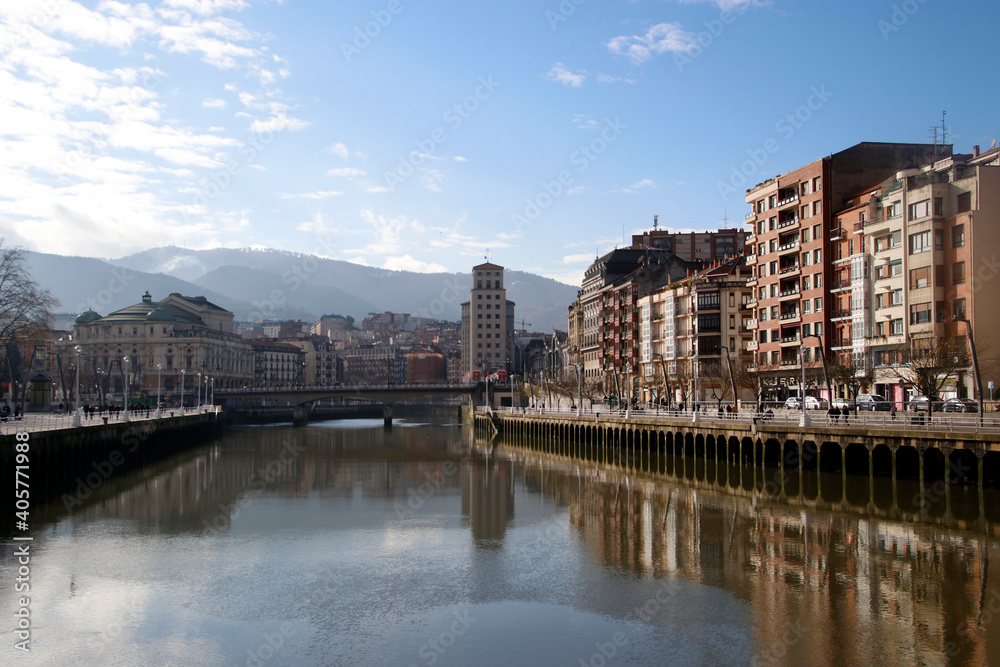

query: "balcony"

left=776, top=240, right=800, bottom=255
left=777, top=193, right=799, bottom=209
left=747, top=340, right=758, bottom=351
left=778, top=287, right=801, bottom=300
left=777, top=217, right=799, bottom=230
left=829, top=278, right=852, bottom=292
left=745, top=212, right=757, bottom=221
left=745, top=319, right=758, bottom=329
left=780, top=359, right=800, bottom=367
left=829, top=227, right=846, bottom=241
left=780, top=335, right=800, bottom=345
left=779, top=311, right=800, bottom=321
left=745, top=254, right=757, bottom=265
left=778, top=264, right=800, bottom=275
left=830, top=309, right=852, bottom=321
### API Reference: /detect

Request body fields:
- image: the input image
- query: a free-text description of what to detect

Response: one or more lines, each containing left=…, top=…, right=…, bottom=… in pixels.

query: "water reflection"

left=488, top=438, right=1000, bottom=666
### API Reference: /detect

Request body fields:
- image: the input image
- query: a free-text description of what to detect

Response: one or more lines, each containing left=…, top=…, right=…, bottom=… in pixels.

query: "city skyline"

left=1, top=0, right=998, bottom=286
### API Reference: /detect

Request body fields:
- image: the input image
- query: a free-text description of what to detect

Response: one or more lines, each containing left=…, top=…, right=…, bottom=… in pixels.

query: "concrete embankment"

left=1, top=412, right=224, bottom=518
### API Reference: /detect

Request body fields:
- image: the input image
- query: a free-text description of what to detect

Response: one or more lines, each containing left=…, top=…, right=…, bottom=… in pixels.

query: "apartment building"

left=638, top=257, right=754, bottom=405
left=461, top=262, right=515, bottom=376
left=743, top=142, right=944, bottom=400
left=862, top=146, right=1000, bottom=403
left=631, top=225, right=749, bottom=261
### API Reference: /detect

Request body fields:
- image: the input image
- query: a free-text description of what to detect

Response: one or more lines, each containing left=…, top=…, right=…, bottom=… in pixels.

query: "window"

left=953, top=298, right=966, bottom=321
left=801, top=182, right=809, bottom=196
left=759, top=308, right=768, bottom=321
left=908, top=199, right=930, bottom=220
left=813, top=224, right=821, bottom=239
left=886, top=201, right=901, bottom=218
left=909, top=231, right=931, bottom=254
left=801, top=228, right=810, bottom=242
left=802, top=275, right=811, bottom=290
left=875, top=292, right=885, bottom=309
left=477, top=294, right=482, bottom=300
left=936, top=301, right=946, bottom=323
left=769, top=261, right=777, bottom=275
left=875, top=321, right=884, bottom=336
left=890, top=230, right=902, bottom=248
left=890, top=319, right=903, bottom=335
left=802, top=252, right=810, bottom=267
left=814, top=297, right=822, bottom=311
left=729, top=314, right=735, bottom=330
left=957, top=191, right=971, bottom=213
left=812, top=176, right=821, bottom=191
left=769, top=217, right=776, bottom=230
left=934, top=197, right=943, bottom=216
left=952, top=261, right=965, bottom=284
left=910, top=302, right=931, bottom=324
left=759, top=330, right=768, bottom=343
left=935, top=228, right=943, bottom=250
left=477, top=281, right=482, bottom=288
left=769, top=195, right=777, bottom=208
left=757, top=200, right=765, bottom=213
left=813, top=249, right=821, bottom=263
left=803, top=300, right=811, bottom=314
left=890, top=289, right=902, bottom=306
left=952, top=224, right=965, bottom=247
left=801, top=205, right=809, bottom=220
left=802, top=323, right=810, bottom=336
left=910, top=266, right=930, bottom=289
left=758, top=221, right=765, bottom=235
left=812, top=201, right=821, bottom=216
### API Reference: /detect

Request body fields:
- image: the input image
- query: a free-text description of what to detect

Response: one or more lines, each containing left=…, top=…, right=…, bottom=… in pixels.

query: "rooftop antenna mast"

left=653, top=214, right=659, bottom=231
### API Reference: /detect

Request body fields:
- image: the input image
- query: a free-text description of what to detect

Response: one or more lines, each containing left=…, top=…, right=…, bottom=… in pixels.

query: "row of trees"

left=538, top=334, right=979, bottom=411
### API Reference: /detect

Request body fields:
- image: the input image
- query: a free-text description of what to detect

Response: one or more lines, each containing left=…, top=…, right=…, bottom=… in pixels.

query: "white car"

left=831, top=397, right=853, bottom=410
left=784, top=397, right=801, bottom=409
left=804, top=397, right=829, bottom=410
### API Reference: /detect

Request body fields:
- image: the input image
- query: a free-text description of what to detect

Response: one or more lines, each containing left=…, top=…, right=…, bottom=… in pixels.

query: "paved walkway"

left=1, top=407, right=220, bottom=435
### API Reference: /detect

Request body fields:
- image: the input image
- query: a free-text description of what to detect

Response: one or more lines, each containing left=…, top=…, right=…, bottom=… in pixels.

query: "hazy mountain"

left=30, top=246, right=578, bottom=331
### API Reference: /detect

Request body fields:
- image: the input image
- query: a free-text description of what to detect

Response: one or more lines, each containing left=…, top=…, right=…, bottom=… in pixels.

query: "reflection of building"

left=59, top=291, right=252, bottom=396
left=461, top=458, right=514, bottom=544
left=497, top=445, right=1000, bottom=666
left=461, top=262, right=515, bottom=376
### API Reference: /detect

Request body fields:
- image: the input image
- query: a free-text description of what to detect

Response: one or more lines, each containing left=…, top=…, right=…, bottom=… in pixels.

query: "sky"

left=1, top=0, right=998, bottom=286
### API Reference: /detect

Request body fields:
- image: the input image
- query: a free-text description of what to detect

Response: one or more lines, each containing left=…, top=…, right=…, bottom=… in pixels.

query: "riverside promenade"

left=475, top=405, right=1000, bottom=488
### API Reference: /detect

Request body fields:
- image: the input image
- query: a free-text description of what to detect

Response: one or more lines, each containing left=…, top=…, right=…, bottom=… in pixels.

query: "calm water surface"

left=3, top=417, right=999, bottom=666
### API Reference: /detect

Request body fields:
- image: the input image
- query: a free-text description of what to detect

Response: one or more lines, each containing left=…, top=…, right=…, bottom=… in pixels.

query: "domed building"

left=57, top=291, right=252, bottom=404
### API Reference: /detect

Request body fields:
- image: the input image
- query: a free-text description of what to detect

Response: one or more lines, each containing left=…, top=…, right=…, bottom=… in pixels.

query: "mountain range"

left=26, top=246, right=579, bottom=333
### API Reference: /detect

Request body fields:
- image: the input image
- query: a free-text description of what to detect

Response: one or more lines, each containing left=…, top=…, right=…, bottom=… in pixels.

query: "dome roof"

left=75, top=310, right=102, bottom=324
left=145, top=307, right=177, bottom=322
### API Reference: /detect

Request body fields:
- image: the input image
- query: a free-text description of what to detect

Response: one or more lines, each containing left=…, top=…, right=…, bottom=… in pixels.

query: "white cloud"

left=562, top=253, right=593, bottom=264
left=614, top=178, right=657, bottom=194
left=281, top=190, right=343, bottom=200
left=163, top=0, right=251, bottom=15
left=453, top=156, right=467, bottom=162
left=680, top=0, right=767, bottom=10
left=202, top=97, right=226, bottom=108
left=545, top=63, right=586, bottom=87
left=328, top=142, right=349, bottom=159
left=382, top=255, right=448, bottom=273
left=607, top=23, right=698, bottom=64
left=573, top=114, right=599, bottom=130
left=326, top=167, right=366, bottom=177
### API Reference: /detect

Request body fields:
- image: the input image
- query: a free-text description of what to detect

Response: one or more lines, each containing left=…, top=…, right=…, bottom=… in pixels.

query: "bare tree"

left=893, top=335, right=970, bottom=398
left=703, top=359, right=733, bottom=410
left=829, top=353, right=873, bottom=401
left=0, top=241, right=59, bottom=408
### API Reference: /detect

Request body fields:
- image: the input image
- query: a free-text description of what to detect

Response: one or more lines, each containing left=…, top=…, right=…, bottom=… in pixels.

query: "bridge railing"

left=1, top=406, right=221, bottom=436
left=494, top=405, right=1000, bottom=434
left=216, top=382, right=477, bottom=394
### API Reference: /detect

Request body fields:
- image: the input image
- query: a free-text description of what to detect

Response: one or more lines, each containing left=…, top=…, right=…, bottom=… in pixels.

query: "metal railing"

left=1, top=406, right=221, bottom=435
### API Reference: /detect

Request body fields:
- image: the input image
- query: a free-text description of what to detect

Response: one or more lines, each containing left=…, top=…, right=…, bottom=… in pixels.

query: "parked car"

left=831, top=397, right=854, bottom=410
left=784, top=396, right=802, bottom=410
left=856, top=394, right=891, bottom=411
left=908, top=395, right=944, bottom=412
left=943, top=397, right=979, bottom=413
left=805, top=397, right=829, bottom=410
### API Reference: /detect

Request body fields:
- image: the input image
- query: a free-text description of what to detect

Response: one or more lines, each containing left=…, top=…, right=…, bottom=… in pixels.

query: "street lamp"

left=180, top=369, right=185, bottom=414
left=692, top=348, right=700, bottom=423
left=156, top=363, right=162, bottom=417
left=574, top=362, right=583, bottom=417
left=196, top=372, right=202, bottom=411
left=625, top=362, right=631, bottom=419
left=123, top=356, right=131, bottom=422
left=798, top=343, right=809, bottom=427
left=957, top=318, right=984, bottom=425
left=721, top=345, right=739, bottom=413
left=73, top=344, right=83, bottom=426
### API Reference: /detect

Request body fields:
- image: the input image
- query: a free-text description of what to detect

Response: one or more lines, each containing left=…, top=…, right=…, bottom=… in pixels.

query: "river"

left=2, top=416, right=999, bottom=666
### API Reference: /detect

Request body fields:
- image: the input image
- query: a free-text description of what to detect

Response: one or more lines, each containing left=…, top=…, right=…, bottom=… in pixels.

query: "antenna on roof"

left=722, top=206, right=729, bottom=229
left=653, top=214, right=659, bottom=231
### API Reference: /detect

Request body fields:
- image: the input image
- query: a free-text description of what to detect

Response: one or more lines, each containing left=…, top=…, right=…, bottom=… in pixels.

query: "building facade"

left=461, top=262, right=515, bottom=377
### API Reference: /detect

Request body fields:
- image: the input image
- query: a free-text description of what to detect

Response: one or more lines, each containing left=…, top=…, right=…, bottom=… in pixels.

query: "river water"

left=3, top=416, right=1000, bottom=666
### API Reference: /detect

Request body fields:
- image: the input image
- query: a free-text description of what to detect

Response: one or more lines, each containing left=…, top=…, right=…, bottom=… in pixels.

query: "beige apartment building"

left=461, top=262, right=515, bottom=377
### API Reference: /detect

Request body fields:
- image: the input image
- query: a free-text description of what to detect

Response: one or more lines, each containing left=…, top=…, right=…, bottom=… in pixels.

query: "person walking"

left=890, top=404, right=897, bottom=420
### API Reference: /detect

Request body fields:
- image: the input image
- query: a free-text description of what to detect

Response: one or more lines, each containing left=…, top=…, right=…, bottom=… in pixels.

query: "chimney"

left=974, top=145, right=980, bottom=157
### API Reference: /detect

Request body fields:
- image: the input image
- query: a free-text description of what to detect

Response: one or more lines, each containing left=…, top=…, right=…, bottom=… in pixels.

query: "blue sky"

left=1, top=0, right=998, bottom=285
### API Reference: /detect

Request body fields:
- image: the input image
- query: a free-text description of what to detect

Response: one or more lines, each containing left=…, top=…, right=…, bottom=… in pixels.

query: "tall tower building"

left=461, top=262, right=515, bottom=378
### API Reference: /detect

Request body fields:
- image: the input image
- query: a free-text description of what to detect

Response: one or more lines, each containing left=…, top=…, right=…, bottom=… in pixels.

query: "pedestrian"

left=828, top=406, right=837, bottom=425
left=14, top=404, right=21, bottom=419
left=843, top=407, right=849, bottom=426
left=890, top=404, right=897, bottom=420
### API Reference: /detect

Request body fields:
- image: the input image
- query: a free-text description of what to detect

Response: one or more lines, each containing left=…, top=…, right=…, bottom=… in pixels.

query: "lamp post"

left=574, top=363, right=583, bottom=417
left=180, top=369, right=185, bottom=414
left=625, top=362, right=631, bottom=419
left=957, top=318, right=984, bottom=425
left=73, top=345, right=83, bottom=426
left=156, top=363, right=162, bottom=417
left=692, top=348, right=700, bottom=423
left=721, top=345, right=739, bottom=413
left=196, top=372, right=202, bottom=411
left=123, top=356, right=130, bottom=422
left=798, top=343, right=809, bottom=427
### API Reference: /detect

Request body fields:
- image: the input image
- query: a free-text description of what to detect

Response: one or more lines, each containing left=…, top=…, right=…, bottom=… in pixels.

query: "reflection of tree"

left=892, top=335, right=970, bottom=397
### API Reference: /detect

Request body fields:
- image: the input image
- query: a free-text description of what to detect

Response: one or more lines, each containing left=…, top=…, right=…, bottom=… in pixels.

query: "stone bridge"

left=215, top=383, right=478, bottom=426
